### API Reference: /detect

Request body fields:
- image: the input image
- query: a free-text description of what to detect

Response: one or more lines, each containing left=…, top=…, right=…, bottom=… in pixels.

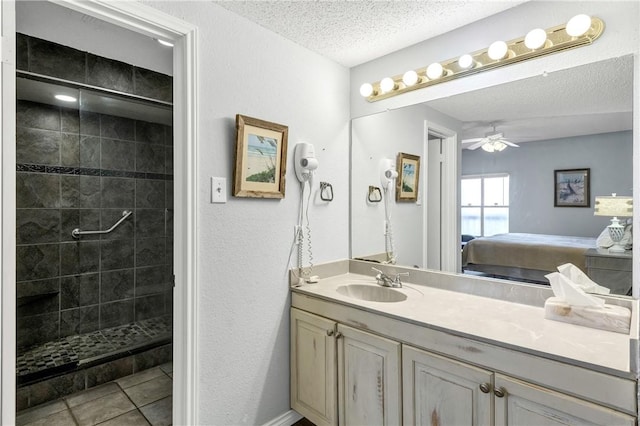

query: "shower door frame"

left=0, top=1, right=200, bottom=424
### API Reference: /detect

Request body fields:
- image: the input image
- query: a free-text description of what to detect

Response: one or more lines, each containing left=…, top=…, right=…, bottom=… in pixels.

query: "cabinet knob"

left=479, top=383, right=491, bottom=394
left=335, top=332, right=343, bottom=339
left=494, top=387, right=506, bottom=398
left=326, top=330, right=334, bottom=336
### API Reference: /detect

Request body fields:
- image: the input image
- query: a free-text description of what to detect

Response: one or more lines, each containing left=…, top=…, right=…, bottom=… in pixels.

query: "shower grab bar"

left=72, top=210, right=132, bottom=239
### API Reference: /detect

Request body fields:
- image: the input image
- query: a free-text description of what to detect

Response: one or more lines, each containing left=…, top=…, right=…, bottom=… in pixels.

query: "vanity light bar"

left=361, top=15, right=604, bottom=102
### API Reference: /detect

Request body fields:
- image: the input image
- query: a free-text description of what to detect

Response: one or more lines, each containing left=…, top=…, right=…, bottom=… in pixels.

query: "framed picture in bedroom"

left=233, top=114, right=288, bottom=198
left=396, top=152, right=420, bottom=202
left=554, top=168, right=590, bottom=207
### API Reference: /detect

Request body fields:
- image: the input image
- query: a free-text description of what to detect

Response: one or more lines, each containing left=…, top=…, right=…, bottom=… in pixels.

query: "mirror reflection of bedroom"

left=456, top=56, right=633, bottom=295
left=350, top=56, right=633, bottom=296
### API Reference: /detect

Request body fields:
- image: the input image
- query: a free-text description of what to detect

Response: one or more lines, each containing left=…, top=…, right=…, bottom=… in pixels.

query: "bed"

left=462, top=233, right=597, bottom=283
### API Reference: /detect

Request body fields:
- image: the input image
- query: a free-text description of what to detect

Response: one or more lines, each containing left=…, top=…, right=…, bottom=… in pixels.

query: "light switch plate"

left=211, top=177, right=227, bottom=203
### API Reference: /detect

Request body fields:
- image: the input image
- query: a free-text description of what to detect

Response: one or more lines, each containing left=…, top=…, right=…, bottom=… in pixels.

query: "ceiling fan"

left=463, top=125, right=520, bottom=152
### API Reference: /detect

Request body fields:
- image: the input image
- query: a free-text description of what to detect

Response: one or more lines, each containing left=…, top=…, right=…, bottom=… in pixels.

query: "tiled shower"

left=15, top=33, right=174, bottom=410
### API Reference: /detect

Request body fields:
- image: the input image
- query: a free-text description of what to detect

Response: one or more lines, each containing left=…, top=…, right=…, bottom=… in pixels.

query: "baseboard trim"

left=263, top=409, right=303, bottom=426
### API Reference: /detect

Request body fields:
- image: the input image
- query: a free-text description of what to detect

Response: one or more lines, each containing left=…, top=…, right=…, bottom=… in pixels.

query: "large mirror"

left=351, top=55, right=634, bottom=295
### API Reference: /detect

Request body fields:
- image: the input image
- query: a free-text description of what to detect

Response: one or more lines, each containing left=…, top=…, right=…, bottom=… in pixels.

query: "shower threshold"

left=17, top=315, right=172, bottom=387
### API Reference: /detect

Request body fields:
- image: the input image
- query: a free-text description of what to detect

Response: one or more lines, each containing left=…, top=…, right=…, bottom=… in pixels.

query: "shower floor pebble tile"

left=17, top=316, right=171, bottom=378
left=16, top=364, right=172, bottom=426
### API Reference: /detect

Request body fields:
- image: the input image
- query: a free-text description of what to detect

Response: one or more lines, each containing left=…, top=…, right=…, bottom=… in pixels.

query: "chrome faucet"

left=372, top=267, right=409, bottom=288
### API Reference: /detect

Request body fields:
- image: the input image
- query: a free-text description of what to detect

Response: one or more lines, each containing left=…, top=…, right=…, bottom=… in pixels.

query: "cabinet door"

left=494, top=374, right=635, bottom=426
left=402, top=345, right=493, bottom=426
left=337, top=324, right=402, bottom=426
left=291, top=308, right=338, bottom=426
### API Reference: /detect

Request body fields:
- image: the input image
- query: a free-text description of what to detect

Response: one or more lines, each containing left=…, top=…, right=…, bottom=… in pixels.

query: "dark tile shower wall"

left=16, top=34, right=173, bottom=353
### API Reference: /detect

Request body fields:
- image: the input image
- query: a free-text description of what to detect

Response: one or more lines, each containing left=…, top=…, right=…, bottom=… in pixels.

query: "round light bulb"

left=426, top=63, right=444, bottom=80
left=566, top=14, right=592, bottom=37
left=524, top=28, right=547, bottom=50
left=488, top=41, right=508, bottom=60
left=402, top=70, right=419, bottom=86
left=458, top=54, right=474, bottom=69
left=55, top=94, right=77, bottom=102
left=359, top=83, right=374, bottom=97
left=379, top=77, right=396, bottom=93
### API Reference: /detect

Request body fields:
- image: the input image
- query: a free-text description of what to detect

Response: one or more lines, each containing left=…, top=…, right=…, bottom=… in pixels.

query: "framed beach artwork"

left=396, top=152, right=420, bottom=202
left=554, top=168, right=590, bottom=207
left=233, top=114, right=288, bottom=198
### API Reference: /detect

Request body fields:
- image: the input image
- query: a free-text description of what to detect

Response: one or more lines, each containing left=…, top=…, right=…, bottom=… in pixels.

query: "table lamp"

left=594, top=194, right=633, bottom=253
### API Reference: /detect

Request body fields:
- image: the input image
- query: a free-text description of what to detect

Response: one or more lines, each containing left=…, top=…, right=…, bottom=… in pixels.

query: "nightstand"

left=585, top=248, right=632, bottom=295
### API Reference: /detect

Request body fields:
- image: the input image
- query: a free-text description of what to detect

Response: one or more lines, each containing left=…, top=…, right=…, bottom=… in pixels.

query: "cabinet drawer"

left=586, top=256, right=631, bottom=271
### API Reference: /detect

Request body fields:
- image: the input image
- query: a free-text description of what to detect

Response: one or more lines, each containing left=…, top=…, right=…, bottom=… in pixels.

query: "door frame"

left=423, top=121, right=459, bottom=273
left=1, top=1, right=199, bottom=424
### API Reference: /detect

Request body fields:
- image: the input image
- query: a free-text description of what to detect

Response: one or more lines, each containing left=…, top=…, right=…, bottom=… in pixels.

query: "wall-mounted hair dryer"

left=294, top=142, right=319, bottom=182
left=379, top=158, right=398, bottom=189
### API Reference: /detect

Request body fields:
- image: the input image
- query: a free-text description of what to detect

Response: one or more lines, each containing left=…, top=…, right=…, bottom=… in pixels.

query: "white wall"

left=351, top=106, right=425, bottom=267
left=351, top=105, right=461, bottom=268
left=462, top=131, right=633, bottom=238
left=350, top=1, right=640, bottom=118
left=142, top=2, right=350, bottom=424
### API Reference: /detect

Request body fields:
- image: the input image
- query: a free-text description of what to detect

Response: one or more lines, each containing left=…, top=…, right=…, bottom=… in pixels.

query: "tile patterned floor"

left=16, top=362, right=173, bottom=426
left=17, top=316, right=172, bottom=380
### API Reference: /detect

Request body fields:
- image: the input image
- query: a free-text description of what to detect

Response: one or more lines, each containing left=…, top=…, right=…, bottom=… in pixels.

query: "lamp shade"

left=594, top=196, right=633, bottom=217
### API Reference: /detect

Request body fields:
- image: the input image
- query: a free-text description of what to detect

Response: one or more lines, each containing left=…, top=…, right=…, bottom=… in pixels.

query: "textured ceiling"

left=214, top=1, right=525, bottom=67
left=428, top=55, right=634, bottom=144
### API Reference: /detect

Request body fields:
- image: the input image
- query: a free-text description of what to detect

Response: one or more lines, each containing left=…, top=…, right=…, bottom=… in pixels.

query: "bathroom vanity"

left=290, top=260, right=638, bottom=426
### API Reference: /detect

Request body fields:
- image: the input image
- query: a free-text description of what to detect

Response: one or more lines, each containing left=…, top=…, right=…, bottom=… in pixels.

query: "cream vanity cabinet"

left=403, top=345, right=635, bottom=426
left=292, top=306, right=636, bottom=426
left=290, top=308, right=402, bottom=426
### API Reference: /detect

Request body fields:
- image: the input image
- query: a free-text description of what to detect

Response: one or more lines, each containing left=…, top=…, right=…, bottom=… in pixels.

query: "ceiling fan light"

left=525, top=28, right=547, bottom=50
left=481, top=143, right=495, bottom=153
left=493, top=141, right=507, bottom=151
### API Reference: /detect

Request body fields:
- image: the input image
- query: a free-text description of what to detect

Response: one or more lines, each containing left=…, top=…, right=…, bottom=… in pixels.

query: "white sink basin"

left=336, top=284, right=407, bottom=303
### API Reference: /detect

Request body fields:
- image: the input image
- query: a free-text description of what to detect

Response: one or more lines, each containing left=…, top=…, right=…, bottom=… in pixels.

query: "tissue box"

left=544, top=297, right=631, bottom=334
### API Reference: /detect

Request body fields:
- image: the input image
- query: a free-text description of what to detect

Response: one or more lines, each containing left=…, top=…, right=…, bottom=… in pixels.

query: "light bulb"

left=458, top=54, right=474, bottom=69
left=380, top=77, right=396, bottom=93
left=426, top=63, right=444, bottom=80
left=359, top=83, right=374, bottom=97
left=566, top=14, right=592, bottom=37
left=55, top=94, right=77, bottom=102
left=525, top=28, right=547, bottom=50
left=488, top=41, right=508, bottom=60
left=402, top=70, right=419, bottom=86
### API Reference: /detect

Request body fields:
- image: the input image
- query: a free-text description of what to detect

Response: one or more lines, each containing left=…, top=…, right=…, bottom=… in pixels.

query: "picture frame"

left=396, top=152, right=421, bottom=202
left=233, top=114, right=288, bottom=198
left=554, top=168, right=590, bottom=207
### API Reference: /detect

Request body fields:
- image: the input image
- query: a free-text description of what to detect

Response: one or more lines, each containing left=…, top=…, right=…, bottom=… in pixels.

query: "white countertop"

left=292, top=272, right=632, bottom=374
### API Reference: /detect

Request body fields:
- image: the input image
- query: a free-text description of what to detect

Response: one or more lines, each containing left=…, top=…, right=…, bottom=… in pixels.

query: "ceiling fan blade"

left=466, top=139, right=487, bottom=150
left=461, top=137, right=483, bottom=143
left=501, top=139, right=520, bottom=147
